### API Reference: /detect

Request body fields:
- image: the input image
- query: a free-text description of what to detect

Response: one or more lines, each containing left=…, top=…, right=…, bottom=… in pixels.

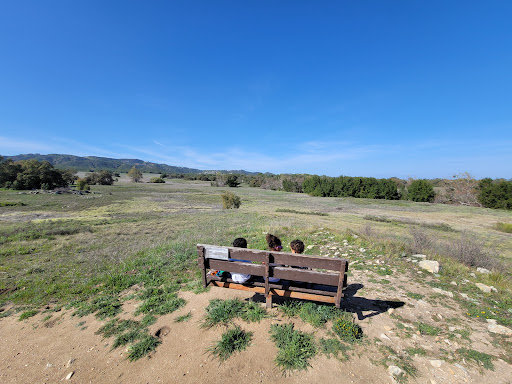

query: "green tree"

left=477, top=178, right=512, bottom=209
left=85, top=170, right=114, bottom=185
left=128, top=167, right=143, bottom=183
left=407, top=179, right=435, bottom=202
left=225, top=175, right=241, bottom=187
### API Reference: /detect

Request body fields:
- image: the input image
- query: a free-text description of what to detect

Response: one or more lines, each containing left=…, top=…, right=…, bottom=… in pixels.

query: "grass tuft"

left=456, top=348, right=495, bottom=371
left=269, top=323, right=317, bottom=374
left=332, top=312, right=363, bottom=343
left=495, top=222, right=512, bottom=234
left=174, top=312, right=192, bottom=323
left=127, top=335, right=161, bottom=361
left=201, top=299, right=266, bottom=328
left=208, top=326, right=253, bottom=361
left=319, top=337, right=351, bottom=360
left=18, top=309, right=38, bottom=321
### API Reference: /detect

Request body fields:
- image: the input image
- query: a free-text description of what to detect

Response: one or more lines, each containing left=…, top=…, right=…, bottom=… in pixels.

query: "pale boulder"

left=419, top=260, right=439, bottom=273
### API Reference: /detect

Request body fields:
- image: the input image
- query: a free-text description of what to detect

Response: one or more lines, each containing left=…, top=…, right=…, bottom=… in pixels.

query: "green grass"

left=406, top=347, right=427, bottom=356
left=174, top=312, right=192, bottom=323
left=0, top=201, right=26, bottom=207
left=208, top=326, right=253, bottom=361
left=332, top=312, right=363, bottom=343
left=135, top=287, right=185, bottom=315
left=417, top=322, right=442, bottom=336
left=201, top=299, right=267, bottom=328
left=319, top=337, right=351, bottom=360
left=406, top=292, right=424, bottom=300
left=456, top=348, right=495, bottom=371
left=495, top=222, right=512, bottom=234
left=278, top=301, right=341, bottom=328
left=127, top=335, right=161, bottom=361
left=18, top=309, right=38, bottom=320
left=269, top=323, right=317, bottom=374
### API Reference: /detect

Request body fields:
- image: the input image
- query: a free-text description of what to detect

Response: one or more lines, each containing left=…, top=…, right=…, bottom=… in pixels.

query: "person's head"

left=232, top=237, right=247, bottom=248
left=290, top=239, right=305, bottom=254
left=266, top=233, right=282, bottom=251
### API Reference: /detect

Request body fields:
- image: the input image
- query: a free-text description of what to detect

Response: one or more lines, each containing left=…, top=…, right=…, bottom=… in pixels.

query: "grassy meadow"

left=1, top=177, right=511, bottom=362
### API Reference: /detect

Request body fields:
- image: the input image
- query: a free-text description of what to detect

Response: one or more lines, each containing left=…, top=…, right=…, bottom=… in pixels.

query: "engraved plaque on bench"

left=204, top=246, right=229, bottom=260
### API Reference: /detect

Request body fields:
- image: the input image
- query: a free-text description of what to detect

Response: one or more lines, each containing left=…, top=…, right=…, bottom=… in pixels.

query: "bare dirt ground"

left=2, top=254, right=511, bottom=384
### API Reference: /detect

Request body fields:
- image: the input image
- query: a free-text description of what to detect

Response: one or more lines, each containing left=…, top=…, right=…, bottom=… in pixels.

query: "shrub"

left=495, top=222, right=512, bottom=233
left=407, top=180, right=435, bottom=202
left=478, top=178, right=512, bottom=209
left=149, top=177, right=165, bottom=183
left=76, top=178, right=90, bottom=191
left=221, top=191, right=241, bottom=209
left=332, top=313, right=363, bottom=343
left=127, top=166, right=143, bottom=183
left=226, top=175, right=241, bottom=187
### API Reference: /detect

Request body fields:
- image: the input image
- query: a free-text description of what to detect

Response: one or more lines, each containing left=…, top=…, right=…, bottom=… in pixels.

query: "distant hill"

left=4, top=154, right=257, bottom=175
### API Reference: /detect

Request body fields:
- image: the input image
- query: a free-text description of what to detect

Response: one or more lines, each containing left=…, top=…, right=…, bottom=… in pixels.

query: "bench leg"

left=266, top=294, right=272, bottom=309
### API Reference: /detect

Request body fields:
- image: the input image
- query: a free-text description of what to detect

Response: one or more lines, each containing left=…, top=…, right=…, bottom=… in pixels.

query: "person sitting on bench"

left=229, top=237, right=251, bottom=284
left=266, top=233, right=283, bottom=283
left=290, top=239, right=309, bottom=269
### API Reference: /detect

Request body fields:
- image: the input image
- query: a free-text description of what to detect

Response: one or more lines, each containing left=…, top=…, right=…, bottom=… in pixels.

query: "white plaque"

left=204, top=246, right=229, bottom=260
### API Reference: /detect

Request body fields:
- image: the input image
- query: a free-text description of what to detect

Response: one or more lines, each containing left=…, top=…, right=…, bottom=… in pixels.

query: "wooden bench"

left=197, top=244, right=349, bottom=308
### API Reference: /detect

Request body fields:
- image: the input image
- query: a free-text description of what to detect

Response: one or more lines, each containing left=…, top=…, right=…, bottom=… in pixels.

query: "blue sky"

left=1, top=1, right=511, bottom=179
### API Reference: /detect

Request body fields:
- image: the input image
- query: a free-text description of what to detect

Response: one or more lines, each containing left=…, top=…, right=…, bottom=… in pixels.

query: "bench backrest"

left=197, top=244, right=348, bottom=287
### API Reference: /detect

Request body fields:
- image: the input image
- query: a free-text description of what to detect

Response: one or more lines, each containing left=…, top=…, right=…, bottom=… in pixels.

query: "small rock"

left=488, top=323, right=512, bottom=336
left=46, top=363, right=52, bottom=369
left=454, top=363, right=469, bottom=376
left=384, top=326, right=393, bottom=331
left=330, top=246, right=337, bottom=250
left=388, top=365, right=403, bottom=377
left=433, top=288, right=454, bottom=298
left=450, top=281, right=457, bottom=286
left=306, top=245, right=314, bottom=250
left=380, top=333, right=391, bottom=341
left=412, top=254, right=427, bottom=259
left=476, top=267, right=491, bottom=274
left=460, top=293, right=470, bottom=300
left=388, top=308, right=395, bottom=315
left=419, top=260, right=439, bottom=273
left=65, top=372, right=74, bottom=380
left=430, top=359, right=444, bottom=368
left=67, top=359, right=75, bottom=368
left=412, top=260, right=418, bottom=263
left=342, top=253, right=348, bottom=257
left=475, top=283, right=493, bottom=293
left=359, top=248, right=366, bottom=253
left=436, top=313, right=443, bottom=320
left=470, top=273, right=476, bottom=278
left=449, top=326, right=456, bottom=332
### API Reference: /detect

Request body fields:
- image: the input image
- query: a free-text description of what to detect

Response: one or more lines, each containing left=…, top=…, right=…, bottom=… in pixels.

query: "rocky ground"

left=1, top=230, right=511, bottom=384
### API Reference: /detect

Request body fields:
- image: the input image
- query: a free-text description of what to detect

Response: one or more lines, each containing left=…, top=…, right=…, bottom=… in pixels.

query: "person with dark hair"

left=266, top=233, right=283, bottom=252
left=232, top=237, right=247, bottom=248
left=290, top=239, right=305, bottom=254
left=230, top=237, right=251, bottom=284
left=266, top=233, right=283, bottom=282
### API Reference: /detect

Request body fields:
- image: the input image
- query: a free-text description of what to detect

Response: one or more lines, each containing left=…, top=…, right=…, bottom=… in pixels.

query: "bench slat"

left=210, top=281, right=336, bottom=305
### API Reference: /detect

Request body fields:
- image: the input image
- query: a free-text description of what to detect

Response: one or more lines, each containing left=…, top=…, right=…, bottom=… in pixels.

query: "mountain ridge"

left=3, top=153, right=257, bottom=175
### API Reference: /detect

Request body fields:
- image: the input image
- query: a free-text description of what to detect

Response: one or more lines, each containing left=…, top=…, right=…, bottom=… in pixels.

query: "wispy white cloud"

left=0, top=136, right=53, bottom=154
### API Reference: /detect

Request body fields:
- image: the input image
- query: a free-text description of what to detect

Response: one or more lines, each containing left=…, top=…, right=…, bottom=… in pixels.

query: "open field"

left=1, top=180, right=511, bottom=383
